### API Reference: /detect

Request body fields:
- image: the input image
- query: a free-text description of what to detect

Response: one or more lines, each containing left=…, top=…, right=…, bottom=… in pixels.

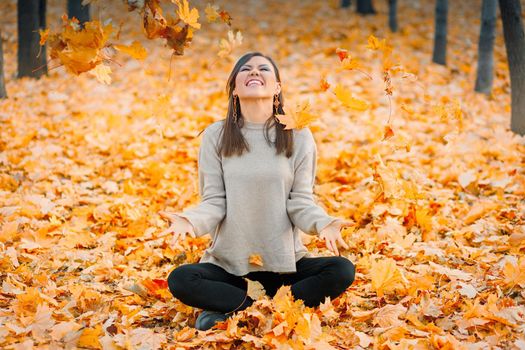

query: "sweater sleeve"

left=286, top=136, right=340, bottom=236
left=176, top=125, right=226, bottom=237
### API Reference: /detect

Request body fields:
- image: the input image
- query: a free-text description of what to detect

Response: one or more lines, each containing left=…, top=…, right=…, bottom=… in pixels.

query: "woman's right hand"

left=159, top=210, right=196, bottom=244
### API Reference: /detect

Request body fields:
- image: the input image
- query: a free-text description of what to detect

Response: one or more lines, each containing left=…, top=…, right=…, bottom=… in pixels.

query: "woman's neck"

left=239, top=98, right=273, bottom=123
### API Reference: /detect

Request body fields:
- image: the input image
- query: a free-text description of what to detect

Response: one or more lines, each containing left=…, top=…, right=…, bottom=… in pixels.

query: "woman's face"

left=233, top=56, right=281, bottom=99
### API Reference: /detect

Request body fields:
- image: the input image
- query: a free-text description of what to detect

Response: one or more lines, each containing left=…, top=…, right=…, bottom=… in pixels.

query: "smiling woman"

left=163, top=51, right=355, bottom=331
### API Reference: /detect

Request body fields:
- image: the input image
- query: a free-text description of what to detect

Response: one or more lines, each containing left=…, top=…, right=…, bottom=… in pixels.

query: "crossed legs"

left=167, top=255, right=355, bottom=313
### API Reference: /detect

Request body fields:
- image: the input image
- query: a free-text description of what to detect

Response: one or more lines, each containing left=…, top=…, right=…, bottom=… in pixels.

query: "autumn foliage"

left=0, top=0, right=524, bottom=349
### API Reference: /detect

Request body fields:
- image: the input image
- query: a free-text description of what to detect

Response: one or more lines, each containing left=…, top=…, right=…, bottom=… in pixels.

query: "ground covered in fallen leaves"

left=1, top=0, right=525, bottom=349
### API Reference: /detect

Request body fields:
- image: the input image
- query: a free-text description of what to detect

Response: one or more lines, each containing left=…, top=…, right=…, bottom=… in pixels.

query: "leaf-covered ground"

left=1, top=0, right=524, bottom=349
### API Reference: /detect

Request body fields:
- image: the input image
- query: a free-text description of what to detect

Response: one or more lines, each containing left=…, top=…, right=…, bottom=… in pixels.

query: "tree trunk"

left=341, top=0, right=352, bottom=8
left=388, top=0, right=398, bottom=32
left=38, top=0, right=47, bottom=76
left=499, top=0, right=525, bottom=135
left=68, top=0, right=91, bottom=27
left=432, top=0, right=448, bottom=65
left=357, top=0, right=376, bottom=15
left=17, top=0, right=47, bottom=78
left=0, top=30, right=7, bottom=99
left=475, top=0, right=497, bottom=95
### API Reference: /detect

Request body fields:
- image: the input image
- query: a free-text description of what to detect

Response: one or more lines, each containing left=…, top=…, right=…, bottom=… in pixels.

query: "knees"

left=330, top=256, right=356, bottom=290
left=167, top=265, right=200, bottom=299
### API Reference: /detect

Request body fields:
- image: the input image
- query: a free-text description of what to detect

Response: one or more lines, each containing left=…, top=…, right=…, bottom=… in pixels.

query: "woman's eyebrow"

left=242, top=64, right=270, bottom=68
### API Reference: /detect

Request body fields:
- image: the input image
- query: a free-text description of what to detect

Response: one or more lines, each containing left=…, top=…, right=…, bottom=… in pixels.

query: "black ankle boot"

left=195, top=310, right=230, bottom=331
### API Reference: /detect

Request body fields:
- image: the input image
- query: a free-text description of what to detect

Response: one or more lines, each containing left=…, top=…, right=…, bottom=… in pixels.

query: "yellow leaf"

left=114, top=40, right=147, bottom=60
left=249, top=253, right=264, bottom=266
left=503, top=257, right=525, bottom=288
left=218, top=29, right=243, bottom=58
left=366, top=34, right=392, bottom=55
left=244, top=278, right=266, bottom=300
left=370, top=258, right=406, bottom=297
left=275, top=99, right=318, bottom=129
left=205, top=3, right=220, bottom=22
left=88, top=64, right=112, bottom=85
left=333, top=83, right=370, bottom=111
left=77, top=325, right=102, bottom=349
left=173, top=0, right=201, bottom=29
left=373, top=303, right=407, bottom=328
left=39, top=28, right=49, bottom=45
left=339, top=56, right=361, bottom=71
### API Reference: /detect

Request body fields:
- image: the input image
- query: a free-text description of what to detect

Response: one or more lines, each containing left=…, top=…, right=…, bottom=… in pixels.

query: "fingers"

left=332, top=239, right=339, bottom=256
left=326, top=239, right=338, bottom=256
left=169, top=232, right=181, bottom=247
left=338, top=236, right=349, bottom=250
left=159, top=210, right=170, bottom=219
left=326, top=236, right=349, bottom=256
left=159, top=226, right=174, bottom=237
left=339, top=220, right=354, bottom=229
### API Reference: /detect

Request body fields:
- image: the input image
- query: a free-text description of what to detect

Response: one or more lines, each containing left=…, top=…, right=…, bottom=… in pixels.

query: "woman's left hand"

left=319, top=219, right=354, bottom=256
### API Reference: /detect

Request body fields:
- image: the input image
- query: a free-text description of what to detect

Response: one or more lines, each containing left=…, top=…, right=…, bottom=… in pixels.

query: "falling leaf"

left=333, top=83, right=370, bottom=111
left=382, top=124, right=395, bottom=140
left=39, top=28, right=50, bottom=45
left=249, top=253, right=264, bottom=266
left=173, top=0, right=201, bottom=29
left=205, top=3, right=220, bottom=22
left=319, top=76, right=330, bottom=91
left=275, top=99, right=318, bottom=129
left=88, top=63, right=112, bottom=84
left=335, top=47, right=348, bottom=61
left=218, top=29, right=243, bottom=58
left=218, top=11, right=233, bottom=26
left=339, top=55, right=361, bottom=71
left=114, top=40, right=147, bottom=60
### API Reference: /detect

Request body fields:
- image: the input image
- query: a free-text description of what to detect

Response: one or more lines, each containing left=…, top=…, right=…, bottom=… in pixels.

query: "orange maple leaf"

left=382, top=124, right=395, bottom=141
left=275, top=99, right=318, bottom=130
left=370, top=258, right=407, bottom=297
left=339, top=56, right=361, bottom=71
left=319, top=77, right=330, bottom=91
left=249, top=253, right=264, bottom=266
left=333, top=83, right=370, bottom=111
left=219, top=11, right=233, bottom=26
left=114, top=40, right=147, bottom=60
left=335, top=47, right=348, bottom=61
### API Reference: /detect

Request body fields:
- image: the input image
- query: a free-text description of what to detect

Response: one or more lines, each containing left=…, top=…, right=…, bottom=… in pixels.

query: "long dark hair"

left=199, top=52, right=294, bottom=158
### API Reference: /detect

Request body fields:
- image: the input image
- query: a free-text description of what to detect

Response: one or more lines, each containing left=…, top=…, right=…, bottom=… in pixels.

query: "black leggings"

left=167, top=255, right=355, bottom=313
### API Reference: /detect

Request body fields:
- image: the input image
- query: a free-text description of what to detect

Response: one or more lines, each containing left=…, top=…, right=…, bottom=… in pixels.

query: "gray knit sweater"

left=176, top=119, right=339, bottom=276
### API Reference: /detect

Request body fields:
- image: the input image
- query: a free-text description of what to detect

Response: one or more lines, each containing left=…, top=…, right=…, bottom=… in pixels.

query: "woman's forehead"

left=243, top=56, right=271, bottom=66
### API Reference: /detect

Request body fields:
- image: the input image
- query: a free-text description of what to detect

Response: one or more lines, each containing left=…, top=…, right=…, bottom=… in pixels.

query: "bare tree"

left=357, top=0, right=376, bottom=15
left=68, top=0, right=91, bottom=28
left=498, top=0, right=525, bottom=135
left=475, top=0, right=497, bottom=94
left=341, top=0, right=352, bottom=8
left=0, top=29, right=7, bottom=98
left=389, top=0, right=398, bottom=32
left=432, top=0, right=448, bottom=65
left=17, top=0, right=47, bottom=78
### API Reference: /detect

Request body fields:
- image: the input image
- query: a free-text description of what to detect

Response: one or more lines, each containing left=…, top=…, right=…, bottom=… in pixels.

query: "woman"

left=160, top=52, right=356, bottom=331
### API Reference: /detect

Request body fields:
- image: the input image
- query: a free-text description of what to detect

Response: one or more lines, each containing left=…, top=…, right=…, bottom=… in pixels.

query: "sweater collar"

left=242, top=118, right=276, bottom=130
